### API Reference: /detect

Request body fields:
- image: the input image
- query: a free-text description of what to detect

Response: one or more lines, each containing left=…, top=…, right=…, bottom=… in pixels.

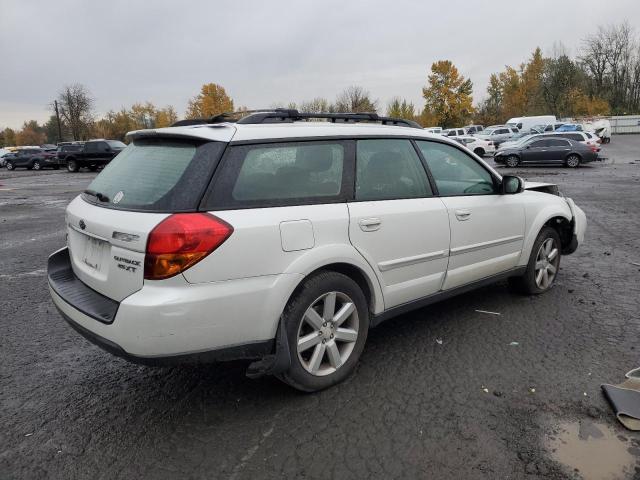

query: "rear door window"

left=547, top=139, right=569, bottom=147
left=205, top=141, right=349, bottom=209
left=355, top=139, right=432, bottom=201
left=83, top=138, right=225, bottom=212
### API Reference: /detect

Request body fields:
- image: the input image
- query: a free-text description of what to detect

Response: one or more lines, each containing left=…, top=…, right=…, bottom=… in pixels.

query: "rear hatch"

left=65, top=136, right=227, bottom=301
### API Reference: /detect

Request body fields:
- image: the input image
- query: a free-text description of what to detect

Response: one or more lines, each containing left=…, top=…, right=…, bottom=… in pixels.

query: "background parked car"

left=545, top=131, right=601, bottom=152
left=464, top=124, right=484, bottom=134
left=425, top=127, right=442, bottom=134
left=556, top=123, right=583, bottom=132
left=494, top=137, right=597, bottom=168
left=443, top=128, right=467, bottom=137
left=475, top=126, right=519, bottom=146
left=506, top=115, right=557, bottom=132
left=454, top=135, right=495, bottom=157
left=58, top=139, right=126, bottom=172
left=0, top=148, right=12, bottom=167
left=3, top=148, right=58, bottom=170
left=530, top=122, right=565, bottom=133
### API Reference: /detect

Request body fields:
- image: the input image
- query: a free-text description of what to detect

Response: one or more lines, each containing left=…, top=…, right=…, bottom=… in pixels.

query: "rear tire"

left=506, top=155, right=519, bottom=168
left=67, top=159, right=79, bottom=172
left=277, top=271, right=369, bottom=392
left=88, top=165, right=98, bottom=172
left=565, top=154, right=580, bottom=168
left=509, top=226, right=561, bottom=295
left=474, top=148, right=485, bottom=157
left=32, top=160, right=41, bottom=170
left=5, top=161, right=14, bottom=170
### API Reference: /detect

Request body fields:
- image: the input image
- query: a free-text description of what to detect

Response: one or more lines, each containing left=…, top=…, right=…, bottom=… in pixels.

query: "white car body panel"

left=348, top=198, right=450, bottom=308
left=440, top=195, right=525, bottom=289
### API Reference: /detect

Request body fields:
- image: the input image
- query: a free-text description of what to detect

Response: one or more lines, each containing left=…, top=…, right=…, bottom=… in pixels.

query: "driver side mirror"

left=502, top=175, right=524, bottom=194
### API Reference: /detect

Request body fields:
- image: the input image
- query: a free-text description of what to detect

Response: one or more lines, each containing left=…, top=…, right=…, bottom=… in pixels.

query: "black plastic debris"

left=601, top=368, right=640, bottom=431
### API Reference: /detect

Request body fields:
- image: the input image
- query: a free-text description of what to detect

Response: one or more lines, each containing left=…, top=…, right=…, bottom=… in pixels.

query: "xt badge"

left=114, top=255, right=141, bottom=273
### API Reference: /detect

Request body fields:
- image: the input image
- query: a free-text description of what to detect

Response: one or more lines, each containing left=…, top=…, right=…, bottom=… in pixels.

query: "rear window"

left=83, top=138, right=225, bottom=212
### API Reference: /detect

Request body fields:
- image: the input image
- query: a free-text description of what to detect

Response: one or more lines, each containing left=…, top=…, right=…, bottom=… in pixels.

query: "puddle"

left=546, top=420, right=638, bottom=480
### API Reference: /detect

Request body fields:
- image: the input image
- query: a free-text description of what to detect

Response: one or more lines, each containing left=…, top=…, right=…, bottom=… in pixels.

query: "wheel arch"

left=518, top=199, right=573, bottom=265
left=283, top=248, right=385, bottom=317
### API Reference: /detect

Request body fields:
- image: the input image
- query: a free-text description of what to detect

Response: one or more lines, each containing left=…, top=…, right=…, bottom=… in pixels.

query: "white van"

left=506, top=116, right=556, bottom=133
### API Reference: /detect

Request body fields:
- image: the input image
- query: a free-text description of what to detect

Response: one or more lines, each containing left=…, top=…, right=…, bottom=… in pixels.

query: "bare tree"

left=299, top=97, right=334, bottom=113
left=54, top=84, right=94, bottom=140
left=579, top=22, right=639, bottom=114
left=334, top=86, right=377, bottom=113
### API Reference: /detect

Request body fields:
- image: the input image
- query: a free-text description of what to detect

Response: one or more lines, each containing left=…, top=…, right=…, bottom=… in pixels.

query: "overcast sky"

left=1, top=0, right=639, bottom=129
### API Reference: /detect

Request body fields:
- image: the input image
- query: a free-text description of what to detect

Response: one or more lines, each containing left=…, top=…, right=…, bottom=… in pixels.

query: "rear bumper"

left=53, top=299, right=273, bottom=366
left=47, top=247, right=300, bottom=362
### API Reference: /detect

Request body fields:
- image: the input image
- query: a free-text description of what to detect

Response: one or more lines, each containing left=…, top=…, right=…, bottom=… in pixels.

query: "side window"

left=210, top=141, right=345, bottom=207
left=530, top=140, right=547, bottom=148
left=85, top=142, right=98, bottom=153
left=99, top=141, right=110, bottom=151
left=416, top=141, right=497, bottom=196
left=567, top=134, right=583, bottom=141
left=547, top=139, right=569, bottom=147
left=355, top=139, right=432, bottom=201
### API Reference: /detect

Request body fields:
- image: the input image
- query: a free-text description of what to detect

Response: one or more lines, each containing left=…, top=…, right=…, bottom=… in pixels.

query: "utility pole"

left=54, top=100, right=63, bottom=143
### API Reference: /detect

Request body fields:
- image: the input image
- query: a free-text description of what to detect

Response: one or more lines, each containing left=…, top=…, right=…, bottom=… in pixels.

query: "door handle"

left=359, top=218, right=381, bottom=231
left=455, top=209, right=471, bottom=221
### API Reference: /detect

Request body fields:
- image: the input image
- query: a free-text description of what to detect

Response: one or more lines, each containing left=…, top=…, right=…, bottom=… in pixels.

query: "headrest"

left=295, top=145, right=335, bottom=172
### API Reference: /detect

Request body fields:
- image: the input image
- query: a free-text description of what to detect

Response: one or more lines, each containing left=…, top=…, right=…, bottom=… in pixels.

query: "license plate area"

left=82, top=236, right=106, bottom=271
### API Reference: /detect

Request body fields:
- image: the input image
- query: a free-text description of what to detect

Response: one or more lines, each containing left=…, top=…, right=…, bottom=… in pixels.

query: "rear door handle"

left=455, top=209, right=471, bottom=221
left=359, top=218, right=381, bottom=231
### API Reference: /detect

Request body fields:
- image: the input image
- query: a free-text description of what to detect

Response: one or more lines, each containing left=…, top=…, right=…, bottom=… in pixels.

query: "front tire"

left=509, top=226, right=561, bottom=295
left=277, top=271, right=369, bottom=392
left=474, top=148, right=485, bottom=157
left=67, top=159, right=79, bottom=172
left=506, top=155, right=519, bottom=168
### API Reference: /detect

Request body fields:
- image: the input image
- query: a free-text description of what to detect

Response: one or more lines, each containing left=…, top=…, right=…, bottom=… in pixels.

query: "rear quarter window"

left=83, top=138, right=225, bottom=212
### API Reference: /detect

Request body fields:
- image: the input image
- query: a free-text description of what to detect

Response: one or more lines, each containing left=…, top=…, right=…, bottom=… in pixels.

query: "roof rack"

left=171, top=109, right=422, bottom=129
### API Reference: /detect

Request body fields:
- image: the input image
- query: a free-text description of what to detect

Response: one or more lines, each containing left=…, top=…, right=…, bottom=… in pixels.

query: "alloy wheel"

left=506, top=155, right=519, bottom=167
left=296, top=291, right=359, bottom=376
left=534, top=238, right=559, bottom=290
left=566, top=155, right=580, bottom=167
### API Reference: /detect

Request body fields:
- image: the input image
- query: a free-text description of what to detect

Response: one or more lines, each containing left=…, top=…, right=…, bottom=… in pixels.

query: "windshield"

left=83, top=138, right=225, bottom=212
left=481, top=129, right=495, bottom=135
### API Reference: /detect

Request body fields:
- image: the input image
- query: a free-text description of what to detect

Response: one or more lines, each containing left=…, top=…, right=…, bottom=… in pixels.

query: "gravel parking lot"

left=1, top=136, right=640, bottom=479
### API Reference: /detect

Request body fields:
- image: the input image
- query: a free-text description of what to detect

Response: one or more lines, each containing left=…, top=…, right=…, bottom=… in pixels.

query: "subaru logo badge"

left=79, top=220, right=86, bottom=230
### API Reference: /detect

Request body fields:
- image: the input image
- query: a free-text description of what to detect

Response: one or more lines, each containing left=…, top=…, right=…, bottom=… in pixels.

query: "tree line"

left=1, top=22, right=638, bottom=147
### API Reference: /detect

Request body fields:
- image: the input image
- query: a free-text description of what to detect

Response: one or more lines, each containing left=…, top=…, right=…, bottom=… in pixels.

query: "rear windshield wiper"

left=84, top=189, right=110, bottom=202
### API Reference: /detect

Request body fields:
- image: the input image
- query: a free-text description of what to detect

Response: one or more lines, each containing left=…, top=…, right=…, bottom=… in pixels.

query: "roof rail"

left=171, top=109, right=422, bottom=129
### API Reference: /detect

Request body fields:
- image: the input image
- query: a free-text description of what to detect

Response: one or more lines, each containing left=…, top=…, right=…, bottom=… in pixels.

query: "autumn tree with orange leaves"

left=422, top=61, right=474, bottom=128
left=186, top=83, right=234, bottom=119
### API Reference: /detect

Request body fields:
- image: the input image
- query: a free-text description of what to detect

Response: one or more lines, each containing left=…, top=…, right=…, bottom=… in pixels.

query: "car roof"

left=127, top=121, right=452, bottom=144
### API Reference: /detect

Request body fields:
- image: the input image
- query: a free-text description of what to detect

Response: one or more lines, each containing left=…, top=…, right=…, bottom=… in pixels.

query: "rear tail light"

left=144, top=213, right=233, bottom=280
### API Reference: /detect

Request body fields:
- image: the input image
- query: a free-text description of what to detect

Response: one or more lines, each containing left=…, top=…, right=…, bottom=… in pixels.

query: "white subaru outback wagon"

left=47, top=110, right=586, bottom=392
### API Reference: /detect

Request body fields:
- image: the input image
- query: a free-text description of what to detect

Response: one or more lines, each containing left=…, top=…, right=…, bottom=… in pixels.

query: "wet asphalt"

left=1, top=137, right=640, bottom=479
